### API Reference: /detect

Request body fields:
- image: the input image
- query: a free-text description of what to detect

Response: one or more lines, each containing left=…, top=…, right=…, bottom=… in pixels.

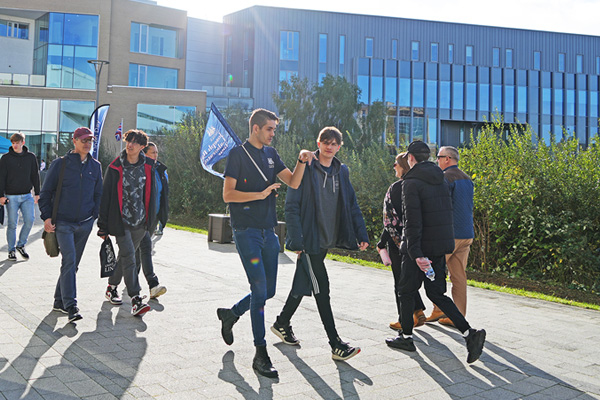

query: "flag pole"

left=120, top=118, right=123, bottom=153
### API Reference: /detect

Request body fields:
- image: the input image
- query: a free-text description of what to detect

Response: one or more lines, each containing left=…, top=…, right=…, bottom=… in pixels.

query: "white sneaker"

left=150, top=285, right=167, bottom=299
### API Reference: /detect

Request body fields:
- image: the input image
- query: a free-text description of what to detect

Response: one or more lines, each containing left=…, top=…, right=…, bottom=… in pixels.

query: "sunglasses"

left=79, top=138, right=95, bottom=144
left=436, top=155, right=451, bottom=160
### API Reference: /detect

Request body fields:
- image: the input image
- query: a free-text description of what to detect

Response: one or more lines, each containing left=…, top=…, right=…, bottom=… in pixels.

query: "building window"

left=385, top=59, right=397, bottom=105
left=558, top=53, right=565, bottom=72
left=372, top=59, right=383, bottom=102
left=448, top=44, right=454, bottom=64
left=466, top=45, right=473, bottom=65
left=492, top=47, right=500, bottom=67
left=534, top=51, right=541, bottom=70
left=596, top=56, right=600, bottom=75
left=357, top=58, right=370, bottom=104
left=279, top=31, right=299, bottom=89
left=365, top=38, right=373, bottom=58
left=130, top=22, right=178, bottom=58
left=137, top=104, right=195, bottom=133
left=506, top=49, right=513, bottom=68
left=411, top=41, right=419, bottom=61
left=430, top=43, right=438, bottom=62
left=318, top=34, right=327, bottom=84
left=339, top=35, right=345, bottom=75
left=391, top=39, right=398, bottom=59
left=128, top=63, right=178, bottom=88
left=0, top=19, right=29, bottom=39
left=577, top=54, right=583, bottom=73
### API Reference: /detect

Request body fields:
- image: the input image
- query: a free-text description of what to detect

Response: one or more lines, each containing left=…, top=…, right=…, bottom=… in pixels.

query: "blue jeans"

left=54, top=218, right=94, bottom=309
left=5, top=193, right=35, bottom=252
left=231, top=227, right=280, bottom=347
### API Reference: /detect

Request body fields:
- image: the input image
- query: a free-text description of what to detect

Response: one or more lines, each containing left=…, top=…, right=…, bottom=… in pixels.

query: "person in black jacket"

left=134, top=142, right=168, bottom=299
left=97, top=129, right=157, bottom=317
left=39, top=127, right=103, bottom=323
left=271, top=127, right=369, bottom=362
left=386, top=141, right=486, bottom=364
left=0, top=133, right=40, bottom=261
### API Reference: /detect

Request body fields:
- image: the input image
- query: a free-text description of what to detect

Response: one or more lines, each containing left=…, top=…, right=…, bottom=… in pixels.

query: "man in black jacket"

left=0, top=133, right=40, bottom=261
left=385, top=141, right=486, bottom=364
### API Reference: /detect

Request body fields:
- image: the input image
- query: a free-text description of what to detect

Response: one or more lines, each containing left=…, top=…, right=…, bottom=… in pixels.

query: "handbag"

left=43, top=157, right=67, bottom=258
left=100, top=237, right=117, bottom=277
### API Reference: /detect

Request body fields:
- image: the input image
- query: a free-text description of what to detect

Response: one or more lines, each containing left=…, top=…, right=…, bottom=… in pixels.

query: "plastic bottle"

left=378, top=247, right=392, bottom=266
left=424, top=258, right=435, bottom=281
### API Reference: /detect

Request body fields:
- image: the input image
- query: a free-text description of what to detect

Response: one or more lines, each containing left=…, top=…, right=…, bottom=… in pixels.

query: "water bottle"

left=378, top=247, right=392, bottom=266
left=424, top=258, right=435, bottom=281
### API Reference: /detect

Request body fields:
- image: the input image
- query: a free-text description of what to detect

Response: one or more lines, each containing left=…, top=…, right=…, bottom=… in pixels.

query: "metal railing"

left=0, top=73, right=46, bottom=87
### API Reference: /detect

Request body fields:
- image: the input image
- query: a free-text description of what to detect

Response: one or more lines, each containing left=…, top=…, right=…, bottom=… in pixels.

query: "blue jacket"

left=285, top=152, right=369, bottom=254
left=443, top=165, right=474, bottom=239
left=39, top=152, right=103, bottom=223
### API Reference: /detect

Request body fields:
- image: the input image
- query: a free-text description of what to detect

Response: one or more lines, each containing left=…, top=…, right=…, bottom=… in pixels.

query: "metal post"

left=87, top=59, right=110, bottom=109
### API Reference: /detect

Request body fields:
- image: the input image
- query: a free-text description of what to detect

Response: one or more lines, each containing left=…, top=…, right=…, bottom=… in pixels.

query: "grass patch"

left=166, top=223, right=208, bottom=236
left=327, top=253, right=391, bottom=271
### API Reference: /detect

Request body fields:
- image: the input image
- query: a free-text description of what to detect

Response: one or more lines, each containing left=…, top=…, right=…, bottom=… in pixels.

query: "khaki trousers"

left=433, top=238, right=472, bottom=316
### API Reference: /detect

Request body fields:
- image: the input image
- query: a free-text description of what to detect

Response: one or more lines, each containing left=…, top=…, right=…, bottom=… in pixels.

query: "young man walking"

left=386, top=141, right=486, bottom=364
left=217, top=108, right=314, bottom=378
left=97, top=129, right=157, bottom=316
left=39, top=127, right=103, bottom=322
left=0, top=133, right=40, bottom=261
left=271, top=126, right=369, bottom=362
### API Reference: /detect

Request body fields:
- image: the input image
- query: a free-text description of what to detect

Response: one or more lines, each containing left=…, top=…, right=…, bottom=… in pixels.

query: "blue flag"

left=88, top=104, right=110, bottom=159
left=200, top=103, right=242, bottom=179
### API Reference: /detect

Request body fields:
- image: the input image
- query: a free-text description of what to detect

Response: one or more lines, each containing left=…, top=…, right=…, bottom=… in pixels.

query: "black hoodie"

left=400, top=161, right=455, bottom=260
left=0, top=145, right=40, bottom=196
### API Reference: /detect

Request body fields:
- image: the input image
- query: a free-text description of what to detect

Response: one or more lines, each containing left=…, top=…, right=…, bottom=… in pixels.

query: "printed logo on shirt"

left=267, top=158, right=274, bottom=168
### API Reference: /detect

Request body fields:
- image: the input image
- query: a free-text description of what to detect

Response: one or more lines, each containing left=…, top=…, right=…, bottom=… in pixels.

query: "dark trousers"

left=135, top=231, right=159, bottom=289
left=109, top=227, right=146, bottom=298
left=389, top=242, right=425, bottom=319
left=277, top=249, right=339, bottom=345
left=399, top=255, right=470, bottom=335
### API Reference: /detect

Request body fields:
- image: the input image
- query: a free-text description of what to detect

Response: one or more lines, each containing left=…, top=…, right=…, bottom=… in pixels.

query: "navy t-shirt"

left=224, top=141, right=286, bottom=229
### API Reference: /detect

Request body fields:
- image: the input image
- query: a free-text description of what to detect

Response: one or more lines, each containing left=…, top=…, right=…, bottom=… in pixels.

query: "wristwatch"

left=298, top=158, right=306, bottom=164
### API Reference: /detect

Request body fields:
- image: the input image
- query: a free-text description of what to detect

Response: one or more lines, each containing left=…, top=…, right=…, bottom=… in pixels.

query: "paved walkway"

left=0, top=220, right=599, bottom=399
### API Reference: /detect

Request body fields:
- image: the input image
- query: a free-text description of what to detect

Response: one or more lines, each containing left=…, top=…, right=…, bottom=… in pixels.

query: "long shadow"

left=0, top=303, right=147, bottom=398
left=409, top=326, right=598, bottom=399
left=335, top=358, right=373, bottom=399
left=218, top=350, right=278, bottom=399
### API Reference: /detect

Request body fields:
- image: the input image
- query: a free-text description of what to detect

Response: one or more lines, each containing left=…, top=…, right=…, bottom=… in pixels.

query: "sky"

left=156, top=0, right=600, bottom=36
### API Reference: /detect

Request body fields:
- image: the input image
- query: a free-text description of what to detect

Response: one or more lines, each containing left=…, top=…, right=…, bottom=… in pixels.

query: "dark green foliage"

left=460, top=120, right=600, bottom=294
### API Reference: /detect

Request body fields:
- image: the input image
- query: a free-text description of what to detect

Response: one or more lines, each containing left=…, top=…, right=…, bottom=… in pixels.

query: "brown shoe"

left=439, top=317, right=456, bottom=328
left=413, top=310, right=426, bottom=327
left=389, top=321, right=402, bottom=331
left=425, top=308, right=446, bottom=323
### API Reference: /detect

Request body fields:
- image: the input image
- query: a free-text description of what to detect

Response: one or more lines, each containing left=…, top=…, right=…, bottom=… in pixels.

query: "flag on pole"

left=200, top=103, right=242, bottom=179
left=115, top=120, right=122, bottom=141
left=88, top=104, right=110, bottom=159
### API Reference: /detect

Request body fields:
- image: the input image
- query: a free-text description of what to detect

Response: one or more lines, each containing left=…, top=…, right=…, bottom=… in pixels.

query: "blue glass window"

left=492, top=85, right=502, bottom=112
left=63, top=14, right=98, bottom=46
left=318, top=33, right=327, bottom=83
left=280, top=31, right=299, bottom=90
left=358, top=58, right=370, bottom=104
left=371, top=59, right=383, bottom=102
left=129, top=64, right=178, bottom=88
left=428, top=118, right=437, bottom=143
left=466, top=45, right=473, bottom=65
left=466, top=83, right=476, bottom=110
left=427, top=80, right=437, bottom=108
left=492, top=47, right=500, bottom=67
left=137, top=104, right=195, bottom=133
left=453, top=82, right=463, bottom=109
left=392, top=39, right=397, bottom=59
left=504, top=86, right=514, bottom=113
left=440, top=81, right=450, bottom=109
left=506, top=49, right=513, bottom=68
left=0, top=20, right=29, bottom=39
left=413, top=80, right=424, bottom=107
left=399, top=78, right=410, bottom=107
left=411, top=41, right=419, bottom=61
left=518, top=87, right=527, bottom=113
left=534, top=51, right=541, bottom=70
left=578, top=91, right=587, bottom=117
left=577, top=55, right=583, bottom=74
left=385, top=60, right=397, bottom=105
left=59, top=100, right=94, bottom=133
left=448, top=44, right=454, bottom=64
left=597, top=57, right=600, bottom=75
left=558, top=53, right=565, bottom=72
left=339, top=35, right=345, bottom=75
left=479, top=84, right=489, bottom=111
left=554, top=89, right=563, bottom=115
left=130, top=22, right=177, bottom=58
left=566, top=89, right=575, bottom=116
left=431, top=43, right=438, bottom=62
left=400, top=61, right=411, bottom=78
left=366, top=38, right=373, bottom=57
left=542, top=124, right=551, bottom=145
left=590, top=92, right=598, bottom=117
left=542, top=88, right=551, bottom=114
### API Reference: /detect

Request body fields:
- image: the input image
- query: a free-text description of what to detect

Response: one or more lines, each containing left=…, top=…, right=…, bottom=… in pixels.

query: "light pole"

left=87, top=59, right=110, bottom=109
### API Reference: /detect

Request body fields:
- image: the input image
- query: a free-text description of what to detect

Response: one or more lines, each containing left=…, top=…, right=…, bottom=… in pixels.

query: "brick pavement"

left=0, top=220, right=599, bottom=399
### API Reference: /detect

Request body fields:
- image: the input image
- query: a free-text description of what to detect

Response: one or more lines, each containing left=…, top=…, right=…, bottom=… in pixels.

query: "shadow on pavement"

left=218, top=350, right=277, bottom=399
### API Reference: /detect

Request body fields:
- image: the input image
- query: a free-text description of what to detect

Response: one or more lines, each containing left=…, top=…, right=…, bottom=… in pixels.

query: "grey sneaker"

left=149, top=285, right=167, bottom=299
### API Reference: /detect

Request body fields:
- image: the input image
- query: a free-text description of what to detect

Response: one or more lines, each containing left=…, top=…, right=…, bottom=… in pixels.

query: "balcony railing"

left=0, top=73, right=46, bottom=87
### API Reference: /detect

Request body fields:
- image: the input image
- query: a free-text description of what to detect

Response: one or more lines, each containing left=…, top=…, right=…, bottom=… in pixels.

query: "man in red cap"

left=39, top=127, right=103, bottom=322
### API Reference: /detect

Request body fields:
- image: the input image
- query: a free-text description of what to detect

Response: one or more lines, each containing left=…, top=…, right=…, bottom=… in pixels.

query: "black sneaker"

left=331, top=338, right=361, bottom=361
left=271, top=321, right=299, bottom=345
left=67, top=306, right=82, bottom=323
left=53, top=301, right=68, bottom=314
left=131, top=295, right=151, bottom=316
left=105, top=285, right=123, bottom=305
left=465, top=329, right=486, bottom=363
left=15, top=246, right=29, bottom=259
left=386, top=335, right=417, bottom=352
left=8, top=251, right=16, bottom=261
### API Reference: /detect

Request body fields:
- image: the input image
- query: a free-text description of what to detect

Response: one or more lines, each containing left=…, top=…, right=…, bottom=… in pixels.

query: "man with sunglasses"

left=39, top=127, right=103, bottom=322
left=425, top=146, right=474, bottom=326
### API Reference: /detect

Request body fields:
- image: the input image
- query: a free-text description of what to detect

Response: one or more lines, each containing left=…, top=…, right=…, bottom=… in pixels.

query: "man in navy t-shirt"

left=217, top=108, right=315, bottom=378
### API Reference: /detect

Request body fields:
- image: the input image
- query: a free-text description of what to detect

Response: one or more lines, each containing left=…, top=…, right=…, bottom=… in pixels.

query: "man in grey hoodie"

left=271, top=126, right=369, bottom=361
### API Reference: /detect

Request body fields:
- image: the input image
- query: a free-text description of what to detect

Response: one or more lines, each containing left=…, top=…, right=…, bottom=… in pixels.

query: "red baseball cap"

left=73, top=127, right=94, bottom=140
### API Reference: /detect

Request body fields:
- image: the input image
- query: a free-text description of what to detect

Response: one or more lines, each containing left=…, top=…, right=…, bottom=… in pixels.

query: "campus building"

left=0, top=0, right=205, bottom=160
left=214, top=6, right=600, bottom=147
